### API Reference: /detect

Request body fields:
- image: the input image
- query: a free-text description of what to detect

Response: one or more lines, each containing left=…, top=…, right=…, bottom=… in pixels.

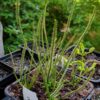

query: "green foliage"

left=72, top=43, right=96, bottom=74
left=0, top=0, right=44, bottom=53
left=71, top=0, right=100, bottom=50
left=0, top=0, right=100, bottom=53
left=13, top=1, right=96, bottom=99
left=76, top=42, right=95, bottom=57
left=46, top=0, right=73, bottom=34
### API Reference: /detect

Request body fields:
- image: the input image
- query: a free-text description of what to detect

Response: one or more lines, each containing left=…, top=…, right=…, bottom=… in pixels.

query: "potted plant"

left=5, top=1, right=96, bottom=99
left=19, top=41, right=47, bottom=55
left=4, top=42, right=96, bottom=99
left=4, top=41, right=96, bottom=99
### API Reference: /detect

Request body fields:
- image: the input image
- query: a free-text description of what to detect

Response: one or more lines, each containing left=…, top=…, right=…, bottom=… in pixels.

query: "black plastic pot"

left=19, top=41, right=47, bottom=54
left=0, top=49, right=38, bottom=75
left=20, top=42, right=34, bottom=49
left=0, top=62, right=15, bottom=99
left=65, top=45, right=100, bottom=85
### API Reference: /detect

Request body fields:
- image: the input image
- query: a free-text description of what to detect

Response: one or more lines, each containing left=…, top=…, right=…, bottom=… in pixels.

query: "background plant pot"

left=66, top=45, right=100, bottom=85
left=20, top=42, right=33, bottom=50
left=0, top=62, right=15, bottom=99
left=19, top=41, right=47, bottom=54
left=0, top=49, right=38, bottom=75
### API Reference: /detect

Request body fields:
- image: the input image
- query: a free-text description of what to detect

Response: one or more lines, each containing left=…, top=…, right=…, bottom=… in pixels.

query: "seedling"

left=76, top=42, right=95, bottom=57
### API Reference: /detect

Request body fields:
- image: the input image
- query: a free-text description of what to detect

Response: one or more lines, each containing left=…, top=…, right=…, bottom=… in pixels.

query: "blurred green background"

left=0, top=0, right=100, bottom=53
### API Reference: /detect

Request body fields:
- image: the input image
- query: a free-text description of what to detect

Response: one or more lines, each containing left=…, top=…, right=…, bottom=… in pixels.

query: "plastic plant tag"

left=23, top=86, right=38, bottom=100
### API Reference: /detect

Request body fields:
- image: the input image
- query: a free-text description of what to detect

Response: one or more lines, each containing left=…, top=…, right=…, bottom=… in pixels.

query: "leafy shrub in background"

left=46, top=0, right=73, bottom=34
left=0, top=0, right=100, bottom=53
left=0, top=0, right=44, bottom=53
left=45, top=0, right=100, bottom=51
left=71, top=0, right=100, bottom=50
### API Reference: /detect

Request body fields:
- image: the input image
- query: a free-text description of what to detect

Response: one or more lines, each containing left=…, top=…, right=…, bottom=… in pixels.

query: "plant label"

left=23, top=86, right=38, bottom=100
left=0, top=21, right=4, bottom=57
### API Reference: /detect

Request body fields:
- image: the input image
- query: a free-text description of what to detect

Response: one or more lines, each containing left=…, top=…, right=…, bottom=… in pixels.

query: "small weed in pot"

left=65, top=42, right=100, bottom=84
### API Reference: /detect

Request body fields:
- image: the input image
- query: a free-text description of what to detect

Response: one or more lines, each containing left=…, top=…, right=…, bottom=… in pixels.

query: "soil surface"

left=92, top=86, right=100, bottom=100
left=7, top=73, right=93, bottom=100
left=4, top=55, right=31, bottom=74
left=0, top=68, right=9, bottom=81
